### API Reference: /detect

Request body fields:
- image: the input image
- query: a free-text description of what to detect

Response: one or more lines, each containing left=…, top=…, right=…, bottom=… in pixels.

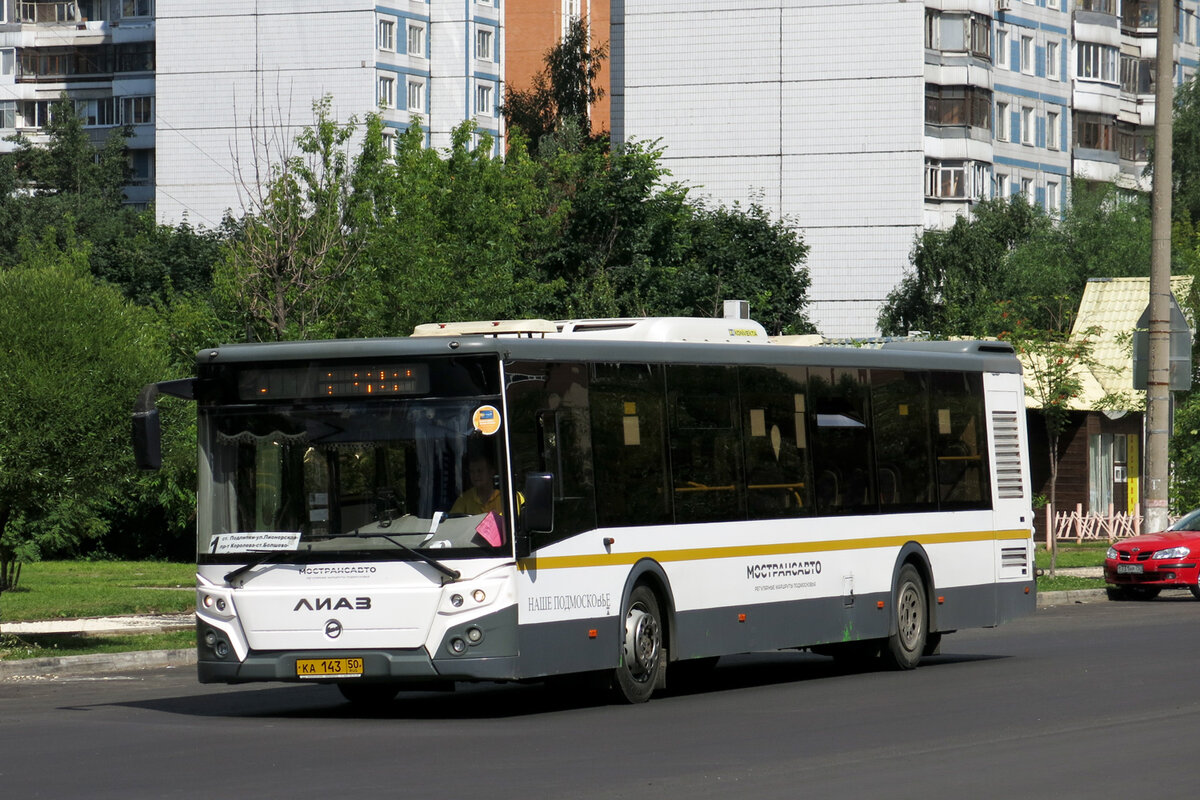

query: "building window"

left=475, top=28, right=494, bottom=61
left=1020, top=35, right=1034, bottom=75
left=924, top=11, right=991, bottom=60
left=378, top=75, right=395, bottom=109
left=121, top=95, right=153, bottom=124
left=1021, top=177, right=1034, bottom=201
left=1021, top=106, right=1034, bottom=145
left=1047, top=110, right=1060, bottom=150
left=1119, top=124, right=1150, bottom=161
left=1077, top=42, right=1118, bottom=84
left=20, top=100, right=53, bottom=128
left=997, top=173, right=1010, bottom=199
left=925, top=85, right=992, bottom=130
left=121, top=0, right=152, bottom=18
left=0, top=49, right=13, bottom=76
left=407, top=23, right=426, bottom=58
left=378, top=18, right=396, bottom=52
left=1075, top=111, right=1116, bottom=151
left=1047, top=0, right=1060, bottom=9
left=1047, top=41, right=1059, bottom=79
left=381, top=130, right=396, bottom=157
left=1121, top=55, right=1155, bottom=94
left=1122, top=1, right=1157, bottom=29
left=476, top=83, right=494, bottom=116
left=996, top=100, right=1010, bottom=141
left=77, top=97, right=119, bottom=126
left=20, top=1, right=82, bottom=22
left=128, top=149, right=154, bottom=184
left=0, top=100, right=14, bottom=129
left=925, top=160, right=990, bottom=201
left=996, top=28, right=1009, bottom=69
left=407, top=79, right=424, bottom=112
left=1046, top=181, right=1061, bottom=214
left=1079, top=0, right=1115, bottom=14
left=116, top=42, right=154, bottom=72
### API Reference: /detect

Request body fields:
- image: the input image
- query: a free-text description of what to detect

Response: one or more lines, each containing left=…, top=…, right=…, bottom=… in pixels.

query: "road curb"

left=0, top=648, right=196, bottom=680
left=1036, top=589, right=1108, bottom=607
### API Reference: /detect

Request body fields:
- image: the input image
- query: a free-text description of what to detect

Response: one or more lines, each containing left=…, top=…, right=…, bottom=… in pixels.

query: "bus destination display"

left=238, top=363, right=431, bottom=400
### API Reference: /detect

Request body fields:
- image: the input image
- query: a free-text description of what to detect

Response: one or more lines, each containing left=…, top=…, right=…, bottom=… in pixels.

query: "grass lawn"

left=0, top=561, right=195, bottom=622
left=0, top=630, right=194, bottom=661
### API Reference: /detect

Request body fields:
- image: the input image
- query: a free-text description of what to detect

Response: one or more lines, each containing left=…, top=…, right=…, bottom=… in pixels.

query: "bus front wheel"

left=882, top=564, right=927, bottom=670
left=612, top=585, right=665, bottom=704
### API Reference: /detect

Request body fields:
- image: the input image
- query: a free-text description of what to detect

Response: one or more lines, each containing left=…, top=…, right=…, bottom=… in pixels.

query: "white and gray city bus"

left=133, top=317, right=1036, bottom=704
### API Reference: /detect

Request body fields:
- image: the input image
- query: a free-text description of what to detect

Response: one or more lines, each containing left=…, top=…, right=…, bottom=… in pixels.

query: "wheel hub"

left=624, top=607, right=660, bottom=678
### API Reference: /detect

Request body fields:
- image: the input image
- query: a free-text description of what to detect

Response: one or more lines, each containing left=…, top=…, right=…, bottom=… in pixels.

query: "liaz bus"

left=132, top=316, right=1035, bottom=704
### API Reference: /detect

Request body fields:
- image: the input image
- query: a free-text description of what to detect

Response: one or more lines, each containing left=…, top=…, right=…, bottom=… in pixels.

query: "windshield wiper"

left=224, top=548, right=307, bottom=584
left=339, top=530, right=461, bottom=582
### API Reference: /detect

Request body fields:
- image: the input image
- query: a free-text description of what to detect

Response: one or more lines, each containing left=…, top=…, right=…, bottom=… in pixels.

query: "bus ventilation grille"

left=1001, top=546, right=1029, bottom=570
left=991, top=410, right=1025, bottom=500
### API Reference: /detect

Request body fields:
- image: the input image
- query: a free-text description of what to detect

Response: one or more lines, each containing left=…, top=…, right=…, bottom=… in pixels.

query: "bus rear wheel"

left=612, top=585, right=664, bottom=704
left=882, top=564, right=927, bottom=670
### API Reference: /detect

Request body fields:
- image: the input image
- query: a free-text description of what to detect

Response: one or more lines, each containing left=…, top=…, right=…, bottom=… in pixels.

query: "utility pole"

left=1146, top=0, right=1176, bottom=533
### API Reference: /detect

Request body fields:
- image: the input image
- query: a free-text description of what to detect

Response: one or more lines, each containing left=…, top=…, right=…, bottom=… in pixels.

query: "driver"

left=451, top=453, right=503, bottom=515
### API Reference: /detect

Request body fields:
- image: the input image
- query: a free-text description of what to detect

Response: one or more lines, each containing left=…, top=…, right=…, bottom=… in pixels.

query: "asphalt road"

left=3, top=595, right=1198, bottom=799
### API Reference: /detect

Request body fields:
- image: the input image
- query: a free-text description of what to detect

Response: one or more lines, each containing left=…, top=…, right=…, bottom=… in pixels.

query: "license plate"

left=1116, top=564, right=1144, bottom=574
left=296, top=657, right=364, bottom=678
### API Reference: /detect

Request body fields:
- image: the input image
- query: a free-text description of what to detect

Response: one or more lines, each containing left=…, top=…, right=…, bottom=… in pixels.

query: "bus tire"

left=612, top=585, right=664, bottom=704
left=337, top=682, right=400, bottom=706
left=882, top=564, right=927, bottom=670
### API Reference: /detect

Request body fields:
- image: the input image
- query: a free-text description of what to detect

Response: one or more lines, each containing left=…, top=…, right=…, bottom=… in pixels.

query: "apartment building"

left=153, top=0, right=502, bottom=227
left=613, top=0, right=1200, bottom=336
left=0, top=0, right=156, bottom=206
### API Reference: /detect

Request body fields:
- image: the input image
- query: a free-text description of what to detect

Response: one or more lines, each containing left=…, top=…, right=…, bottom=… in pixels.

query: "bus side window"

left=506, top=362, right=597, bottom=547
left=667, top=365, right=745, bottom=524
left=592, top=364, right=672, bottom=528
left=740, top=365, right=810, bottom=519
left=870, top=369, right=935, bottom=510
left=809, top=367, right=876, bottom=515
left=931, top=371, right=990, bottom=509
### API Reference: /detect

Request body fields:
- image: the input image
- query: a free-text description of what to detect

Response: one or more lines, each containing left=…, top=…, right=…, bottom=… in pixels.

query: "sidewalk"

left=0, top=613, right=196, bottom=679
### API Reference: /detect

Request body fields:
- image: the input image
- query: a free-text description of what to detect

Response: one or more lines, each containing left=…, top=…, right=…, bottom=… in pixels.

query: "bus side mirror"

left=132, top=408, right=163, bottom=470
left=131, top=379, right=194, bottom=472
left=521, top=472, right=554, bottom=534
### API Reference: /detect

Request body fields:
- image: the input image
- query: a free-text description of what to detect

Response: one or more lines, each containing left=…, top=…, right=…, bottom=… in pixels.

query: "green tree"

left=881, top=185, right=1165, bottom=339
left=502, top=17, right=609, bottom=152
left=880, top=198, right=1049, bottom=337
left=0, top=95, right=221, bottom=305
left=1168, top=74, right=1200, bottom=226
left=666, top=201, right=814, bottom=335
left=0, top=241, right=170, bottom=593
left=214, top=98, right=377, bottom=341
left=343, top=120, right=554, bottom=337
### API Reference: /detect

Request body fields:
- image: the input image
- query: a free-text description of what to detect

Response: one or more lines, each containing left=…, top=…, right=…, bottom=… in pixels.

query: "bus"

left=132, top=316, right=1036, bottom=704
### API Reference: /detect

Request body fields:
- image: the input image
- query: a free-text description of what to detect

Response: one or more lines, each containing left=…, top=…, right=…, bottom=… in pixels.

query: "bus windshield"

left=199, top=398, right=510, bottom=559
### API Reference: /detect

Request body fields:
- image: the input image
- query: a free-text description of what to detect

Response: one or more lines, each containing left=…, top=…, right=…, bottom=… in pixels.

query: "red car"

left=1104, top=509, right=1200, bottom=600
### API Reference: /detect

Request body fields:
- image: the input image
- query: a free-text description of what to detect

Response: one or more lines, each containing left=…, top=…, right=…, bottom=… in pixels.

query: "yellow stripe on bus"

left=518, top=529, right=1030, bottom=572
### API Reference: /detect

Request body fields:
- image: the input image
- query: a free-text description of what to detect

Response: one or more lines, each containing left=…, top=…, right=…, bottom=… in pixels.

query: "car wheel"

left=881, top=564, right=927, bottom=670
left=1190, top=583, right=1200, bottom=600
left=612, top=585, right=665, bottom=704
